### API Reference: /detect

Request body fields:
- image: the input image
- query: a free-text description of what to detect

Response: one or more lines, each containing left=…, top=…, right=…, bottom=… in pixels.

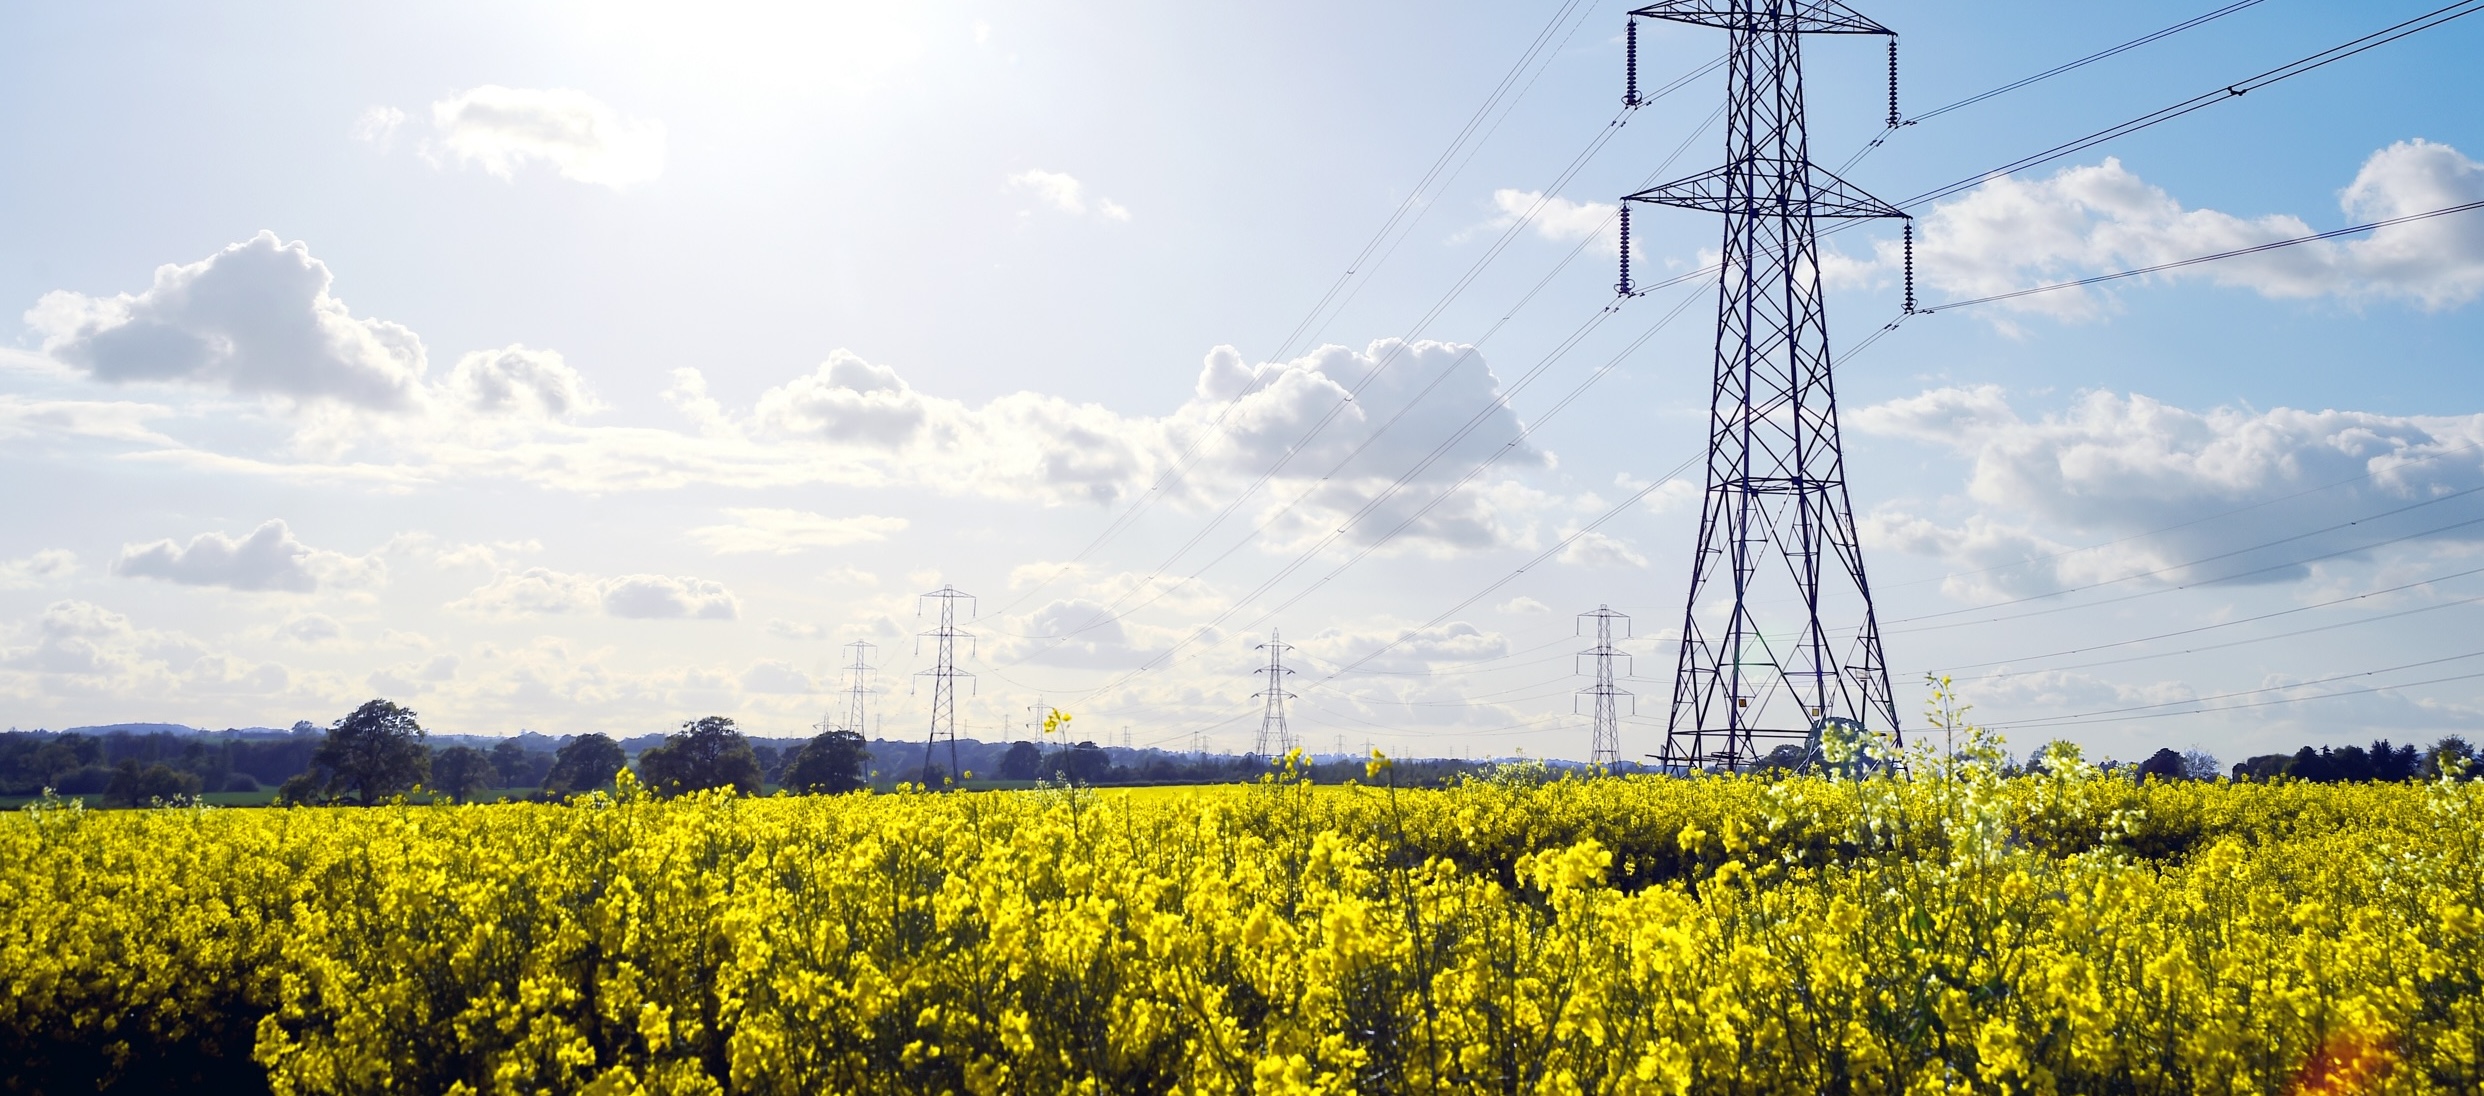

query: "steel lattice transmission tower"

left=1576, top=606, right=1633, bottom=768
left=1622, top=1, right=1906, bottom=770
left=915, top=586, right=976, bottom=785
left=838, top=640, right=876, bottom=735
left=1253, top=629, right=1296, bottom=759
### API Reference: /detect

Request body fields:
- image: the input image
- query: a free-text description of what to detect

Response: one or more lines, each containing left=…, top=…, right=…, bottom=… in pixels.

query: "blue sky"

left=3, top=0, right=2482, bottom=765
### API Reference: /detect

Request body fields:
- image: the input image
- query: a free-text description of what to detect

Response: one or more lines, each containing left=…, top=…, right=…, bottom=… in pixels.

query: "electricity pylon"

left=1621, top=0, right=1906, bottom=770
left=838, top=640, right=875, bottom=736
left=1576, top=605, right=1633, bottom=768
left=1253, top=629, right=1295, bottom=759
left=915, top=586, right=975, bottom=785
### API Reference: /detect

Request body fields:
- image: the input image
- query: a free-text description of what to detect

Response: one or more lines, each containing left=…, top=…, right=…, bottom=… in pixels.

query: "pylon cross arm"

left=1626, top=159, right=1905, bottom=220
left=1627, top=0, right=1890, bottom=36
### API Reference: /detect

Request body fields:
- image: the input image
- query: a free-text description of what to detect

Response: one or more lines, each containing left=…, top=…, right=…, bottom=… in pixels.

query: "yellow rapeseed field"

left=4, top=730, right=2481, bottom=1095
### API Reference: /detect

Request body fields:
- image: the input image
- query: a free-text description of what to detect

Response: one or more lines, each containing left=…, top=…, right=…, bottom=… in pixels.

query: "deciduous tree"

left=782, top=728, right=868, bottom=794
left=430, top=745, right=493, bottom=804
left=637, top=716, right=763, bottom=796
left=2135, top=748, right=2187, bottom=782
left=542, top=734, right=627, bottom=797
left=302, top=700, right=431, bottom=806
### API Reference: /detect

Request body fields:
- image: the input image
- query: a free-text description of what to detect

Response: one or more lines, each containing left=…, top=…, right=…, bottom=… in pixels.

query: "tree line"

left=0, top=700, right=873, bottom=807
left=274, top=701, right=876, bottom=805
left=2124, top=736, right=2477, bottom=783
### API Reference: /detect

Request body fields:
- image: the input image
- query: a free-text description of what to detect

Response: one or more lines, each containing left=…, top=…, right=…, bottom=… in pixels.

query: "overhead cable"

left=993, top=0, right=1600, bottom=616
left=1920, top=199, right=2484, bottom=312
left=1896, top=0, right=2484, bottom=211
left=1836, top=0, right=2275, bottom=174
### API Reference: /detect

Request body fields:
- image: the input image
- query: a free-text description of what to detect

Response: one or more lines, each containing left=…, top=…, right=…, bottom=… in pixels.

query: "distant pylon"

left=915, top=586, right=976, bottom=785
left=1621, top=1, right=1907, bottom=770
left=1253, top=629, right=1296, bottom=758
left=1576, top=605, right=1634, bottom=768
left=839, top=640, right=876, bottom=736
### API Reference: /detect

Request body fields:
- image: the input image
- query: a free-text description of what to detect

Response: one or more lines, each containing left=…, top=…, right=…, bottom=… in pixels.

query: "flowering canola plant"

left=4, top=736, right=2482, bottom=1094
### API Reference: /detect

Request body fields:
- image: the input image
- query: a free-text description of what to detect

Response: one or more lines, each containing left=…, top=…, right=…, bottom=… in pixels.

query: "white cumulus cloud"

left=751, top=351, right=931, bottom=447
left=604, top=575, right=738, bottom=620
left=114, top=520, right=383, bottom=593
left=428, top=85, right=666, bottom=188
left=443, top=344, right=600, bottom=420
left=26, top=231, right=428, bottom=410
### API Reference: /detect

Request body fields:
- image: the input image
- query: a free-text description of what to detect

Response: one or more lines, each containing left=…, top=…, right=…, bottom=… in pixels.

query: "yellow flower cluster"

left=4, top=753, right=2481, bottom=1094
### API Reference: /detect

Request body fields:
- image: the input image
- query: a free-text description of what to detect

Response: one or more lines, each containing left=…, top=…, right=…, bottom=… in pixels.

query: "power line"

left=997, top=21, right=1707, bottom=620
left=1983, top=648, right=2484, bottom=731
left=1218, top=283, right=1714, bottom=640
left=1288, top=452, right=1701, bottom=697
left=1835, top=0, right=2276, bottom=174
left=1877, top=440, right=2484, bottom=597
left=1927, top=564, right=2484, bottom=675
left=1021, top=5, right=2484, bottom=749
left=989, top=90, right=1724, bottom=670
left=992, top=0, right=1599, bottom=618
left=1119, top=303, right=1921, bottom=751
left=1964, top=588, right=2484, bottom=683
left=1894, top=0, right=2484, bottom=211
left=1918, top=199, right=2484, bottom=312
left=1127, top=1, right=2484, bottom=694
left=1887, top=485, right=2484, bottom=631
left=1900, top=512, right=2484, bottom=637
left=1087, top=279, right=1713, bottom=704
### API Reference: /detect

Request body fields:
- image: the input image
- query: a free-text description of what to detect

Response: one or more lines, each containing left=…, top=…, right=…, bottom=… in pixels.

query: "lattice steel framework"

left=916, top=586, right=975, bottom=785
left=1576, top=605, right=1633, bottom=768
left=1253, top=629, right=1296, bottom=759
left=838, top=639, right=876, bottom=735
left=1624, top=0, right=1905, bottom=769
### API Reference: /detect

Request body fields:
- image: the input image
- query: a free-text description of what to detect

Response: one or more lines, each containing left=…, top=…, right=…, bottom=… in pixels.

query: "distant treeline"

left=0, top=703, right=1501, bottom=806
left=2109, top=737, right=2474, bottom=784
left=2219, top=736, right=2473, bottom=783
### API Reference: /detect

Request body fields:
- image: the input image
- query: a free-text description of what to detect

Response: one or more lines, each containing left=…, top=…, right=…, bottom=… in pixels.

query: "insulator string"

left=1625, top=20, right=1641, bottom=107
left=1902, top=220, right=1916, bottom=315
left=1617, top=205, right=1634, bottom=297
left=1886, top=38, right=1901, bottom=129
